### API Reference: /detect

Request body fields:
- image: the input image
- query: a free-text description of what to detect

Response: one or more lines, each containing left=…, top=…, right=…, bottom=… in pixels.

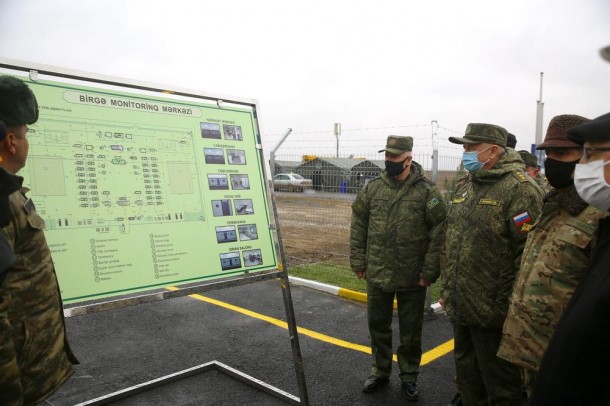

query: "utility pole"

left=431, top=120, right=439, bottom=183
left=535, top=72, right=544, bottom=146
left=334, top=123, right=341, bottom=158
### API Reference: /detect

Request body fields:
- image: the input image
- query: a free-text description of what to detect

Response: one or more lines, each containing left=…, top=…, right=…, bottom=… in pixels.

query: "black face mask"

left=385, top=157, right=408, bottom=177
left=544, top=157, right=580, bottom=189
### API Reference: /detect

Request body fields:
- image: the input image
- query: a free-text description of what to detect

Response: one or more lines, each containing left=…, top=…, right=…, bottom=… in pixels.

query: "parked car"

left=273, top=173, right=313, bottom=192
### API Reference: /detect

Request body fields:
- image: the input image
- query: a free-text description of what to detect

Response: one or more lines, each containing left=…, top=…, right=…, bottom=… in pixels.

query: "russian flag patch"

left=512, top=211, right=534, bottom=233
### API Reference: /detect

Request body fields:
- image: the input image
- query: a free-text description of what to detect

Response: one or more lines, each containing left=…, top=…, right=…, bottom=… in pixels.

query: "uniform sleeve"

left=421, top=186, right=447, bottom=283
left=350, top=185, right=370, bottom=273
left=500, top=181, right=543, bottom=300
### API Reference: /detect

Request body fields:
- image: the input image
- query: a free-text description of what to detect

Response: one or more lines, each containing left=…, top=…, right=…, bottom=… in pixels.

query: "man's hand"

left=356, top=271, right=366, bottom=280
left=439, top=297, right=445, bottom=311
left=418, top=278, right=430, bottom=287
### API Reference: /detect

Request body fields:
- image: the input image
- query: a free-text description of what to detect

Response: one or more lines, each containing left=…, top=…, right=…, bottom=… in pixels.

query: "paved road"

left=48, top=280, right=456, bottom=405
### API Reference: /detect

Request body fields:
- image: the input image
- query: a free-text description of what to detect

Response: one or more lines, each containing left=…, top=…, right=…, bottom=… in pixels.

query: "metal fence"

left=268, top=127, right=465, bottom=266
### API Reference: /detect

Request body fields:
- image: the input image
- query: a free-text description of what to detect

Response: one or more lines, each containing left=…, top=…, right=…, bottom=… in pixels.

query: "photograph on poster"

left=211, top=199, right=233, bottom=217
left=227, top=149, right=246, bottom=165
left=234, top=199, right=254, bottom=215
left=230, top=174, right=250, bottom=190
left=200, top=122, right=222, bottom=139
left=238, top=224, right=258, bottom=241
left=243, top=249, right=263, bottom=267
left=215, top=225, right=237, bottom=243
left=223, top=124, right=243, bottom=141
left=207, top=174, right=229, bottom=190
left=204, top=148, right=226, bottom=164
left=220, top=252, right=241, bottom=271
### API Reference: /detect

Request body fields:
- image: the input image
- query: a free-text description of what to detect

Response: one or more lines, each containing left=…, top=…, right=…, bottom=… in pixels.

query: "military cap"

left=449, top=123, right=508, bottom=148
left=536, top=114, right=589, bottom=149
left=506, top=133, right=517, bottom=149
left=518, top=150, right=539, bottom=167
left=566, top=112, right=610, bottom=144
left=378, top=135, right=413, bottom=154
left=0, top=76, right=39, bottom=136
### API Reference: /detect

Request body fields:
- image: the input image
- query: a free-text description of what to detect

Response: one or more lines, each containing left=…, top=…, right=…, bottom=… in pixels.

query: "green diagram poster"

left=1, top=67, right=277, bottom=304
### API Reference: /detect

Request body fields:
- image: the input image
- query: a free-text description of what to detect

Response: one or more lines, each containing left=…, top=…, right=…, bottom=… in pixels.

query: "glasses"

left=582, top=147, right=610, bottom=162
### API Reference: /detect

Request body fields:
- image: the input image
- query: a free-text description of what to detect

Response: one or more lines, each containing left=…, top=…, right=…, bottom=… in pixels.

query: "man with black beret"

left=0, top=75, right=78, bottom=406
left=529, top=112, right=610, bottom=405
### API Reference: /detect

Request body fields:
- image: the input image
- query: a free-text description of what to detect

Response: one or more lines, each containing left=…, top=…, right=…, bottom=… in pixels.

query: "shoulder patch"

left=512, top=210, right=534, bottom=234
left=426, top=197, right=440, bottom=209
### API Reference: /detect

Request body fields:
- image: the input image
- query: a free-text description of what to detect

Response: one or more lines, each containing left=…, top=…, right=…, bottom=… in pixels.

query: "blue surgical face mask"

left=462, top=146, right=492, bottom=172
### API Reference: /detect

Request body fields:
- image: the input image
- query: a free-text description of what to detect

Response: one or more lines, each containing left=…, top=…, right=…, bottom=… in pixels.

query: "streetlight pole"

left=334, top=123, right=341, bottom=158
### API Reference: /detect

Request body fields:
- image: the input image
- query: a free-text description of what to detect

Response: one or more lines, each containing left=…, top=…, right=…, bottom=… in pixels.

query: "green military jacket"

left=535, top=175, right=552, bottom=195
left=441, top=149, right=543, bottom=328
left=0, top=179, right=77, bottom=406
left=497, top=187, right=605, bottom=371
left=350, top=162, right=447, bottom=291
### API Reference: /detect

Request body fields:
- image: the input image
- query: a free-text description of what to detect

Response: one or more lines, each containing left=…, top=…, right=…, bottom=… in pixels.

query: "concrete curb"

left=288, top=276, right=443, bottom=314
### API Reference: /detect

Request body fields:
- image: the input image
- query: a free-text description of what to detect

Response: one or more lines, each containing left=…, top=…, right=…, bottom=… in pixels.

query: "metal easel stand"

left=74, top=361, right=301, bottom=405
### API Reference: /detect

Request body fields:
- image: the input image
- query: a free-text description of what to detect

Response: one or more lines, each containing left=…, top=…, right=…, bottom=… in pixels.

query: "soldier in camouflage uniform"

left=518, top=150, right=551, bottom=195
left=497, top=115, right=601, bottom=396
left=0, top=76, right=78, bottom=406
left=351, top=135, right=446, bottom=402
left=440, top=123, right=542, bottom=406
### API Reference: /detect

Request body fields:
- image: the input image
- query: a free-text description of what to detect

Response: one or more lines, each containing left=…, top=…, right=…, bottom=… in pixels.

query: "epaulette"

left=513, top=171, right=528, bottom=183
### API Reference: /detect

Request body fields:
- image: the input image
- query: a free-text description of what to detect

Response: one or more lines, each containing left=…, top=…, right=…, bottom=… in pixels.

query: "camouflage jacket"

left=0, top=177, right=77, bottom=406
left=497, top=187, right=605, bottom=371
left=441, top=149, right=543, bottom=328
left=350, top=162, right=447, bottom=291
left=535, top=175, right=552, bottom=195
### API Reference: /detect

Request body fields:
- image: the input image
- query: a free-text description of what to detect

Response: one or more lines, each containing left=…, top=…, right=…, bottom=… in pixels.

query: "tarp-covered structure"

left=272, top=160, right=301, bottom=176
left=295, top=157, right=367, bottom=193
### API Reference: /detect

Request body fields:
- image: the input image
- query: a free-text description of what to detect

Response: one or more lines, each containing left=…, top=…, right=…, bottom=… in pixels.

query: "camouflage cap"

left=449, top=123, right=508, bottom=148
left=0, top=76, right=39, bottom=135
left=378, top=135, right=413, bottom=154
left=566, top=112, right=610, bottom=144
left=536, top=114, right=589, bottom=149
left=506, top=132, right=517, bottom=149
left=518, top=150, right=539, bottom=167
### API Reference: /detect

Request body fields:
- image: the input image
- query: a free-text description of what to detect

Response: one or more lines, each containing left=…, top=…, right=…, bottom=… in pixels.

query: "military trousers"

left=367, top=283, right=426, bottom=383
left=454, top=324, right=522, bottom=406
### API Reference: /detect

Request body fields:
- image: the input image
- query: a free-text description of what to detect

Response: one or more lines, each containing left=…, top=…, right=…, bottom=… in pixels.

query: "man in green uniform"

left=440, top=123, right=542, bottom=406
left=0, top=76, right=78, bottom=406
left=498, top=115, right=599, bottom=396
left=518, top=150, right=551, bottom=194
left=351, top=135, right=446, bottom=401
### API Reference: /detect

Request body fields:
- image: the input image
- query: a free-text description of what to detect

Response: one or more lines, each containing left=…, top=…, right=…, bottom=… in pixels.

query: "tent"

left=295, top=157, right=366, bottom=193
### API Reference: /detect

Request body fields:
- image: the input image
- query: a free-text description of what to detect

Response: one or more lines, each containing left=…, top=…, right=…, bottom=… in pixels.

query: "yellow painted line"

left=166, top=286, right=453, bottom=365
left=337, top=287, right=399, bottom=310
left=421, top=338, right=454, bottom=366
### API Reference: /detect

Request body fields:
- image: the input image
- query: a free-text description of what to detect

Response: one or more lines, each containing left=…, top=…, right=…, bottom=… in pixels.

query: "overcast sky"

left=1, top=0, right=609, bottom=159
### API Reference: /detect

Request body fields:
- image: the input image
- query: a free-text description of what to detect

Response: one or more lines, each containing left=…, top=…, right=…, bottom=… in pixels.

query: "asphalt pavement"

left=47, top=279, right=456, bottom=406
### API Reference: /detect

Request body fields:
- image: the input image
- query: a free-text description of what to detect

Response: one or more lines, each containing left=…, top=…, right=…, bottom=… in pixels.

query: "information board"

left=0, top=63, right=278, bottom=304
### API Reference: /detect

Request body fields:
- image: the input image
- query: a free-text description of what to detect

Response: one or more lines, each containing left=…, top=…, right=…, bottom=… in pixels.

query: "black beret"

left=566, top=112, right=610, bottom=144
left=0, top=76, right=39, bottom=132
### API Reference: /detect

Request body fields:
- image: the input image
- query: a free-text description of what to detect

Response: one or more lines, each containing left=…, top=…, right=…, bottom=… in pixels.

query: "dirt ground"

left=274, top=192, right=353, bottom=266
